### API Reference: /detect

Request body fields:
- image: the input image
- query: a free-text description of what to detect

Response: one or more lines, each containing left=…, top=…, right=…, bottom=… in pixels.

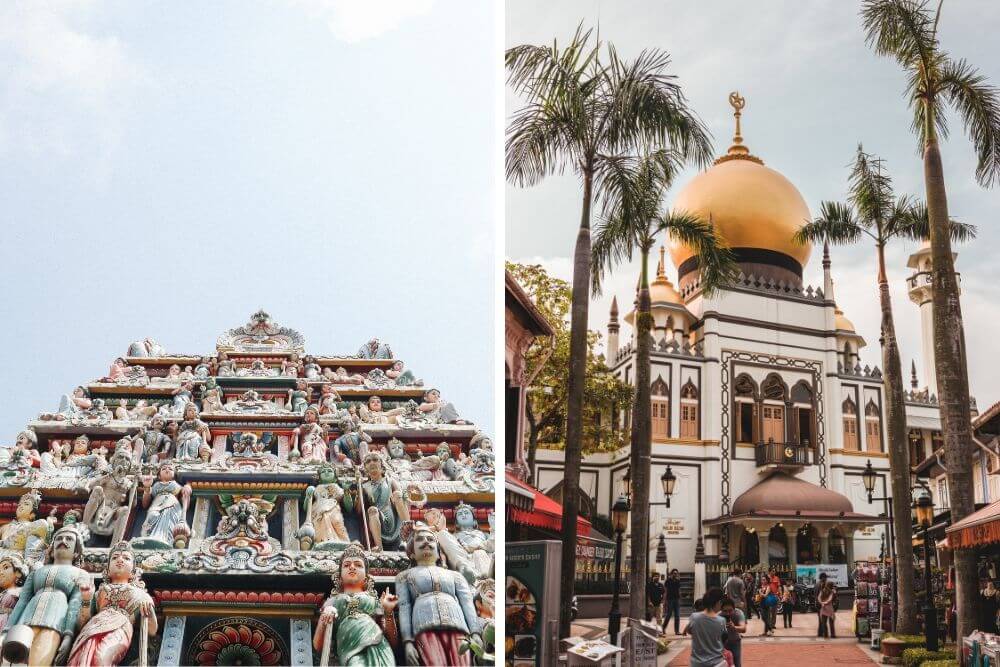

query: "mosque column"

left=845, top=533, right=855, bottom=566
left=758, top=530, right=770, bottom=569
left=787, top=526, right=798, bottom=572
left=820, top=532, right=830, bottom=564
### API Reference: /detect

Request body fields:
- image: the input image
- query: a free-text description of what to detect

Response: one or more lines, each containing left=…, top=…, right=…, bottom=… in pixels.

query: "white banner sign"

left=795, top=564, right=849, bottom=588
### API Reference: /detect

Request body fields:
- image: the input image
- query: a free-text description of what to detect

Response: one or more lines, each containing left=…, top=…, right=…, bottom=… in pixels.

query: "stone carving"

left=166, top=381, right=196, bottom=415
left=357, top=338, right=393, bottom=360
left=302, top=355, right=322, bottom=380
left=292, top=409, right=327, bottom=463
left=299, top=479, right=350, bottom=549
left=200, top=381, right=224, bottom=414
left=216, top=352, right=236, bottom=377
left=318, top=384, right=344, bottom=417
left=101, top=358, right=149, bottom=386
left=193, top=356, right=213, bottom=379
left=135, top=416, right=172, bottom=464
left=0, top=491, right=53, bottom=564
left=332, top=422, right=371, bottom=465
left=222, top=389, right=285, bottom=415
left=127, top=338, right=166, bottom=358
left=82, top=450, right=136, bottom=544
left=217, top=310, right=305, bottom=353
left=66, top=541, right=156, bottom=667
left=10, top=431, right=40, bottom=469
left=414, top=388, right=468, bottom=425
left=150, top=364, right=183, bottom=385
left=396, top=524, right=480, bottom=666
left=282, top=354, right=302, bottom=378
left=2, top=525, right=91, bottom=666
left=423, top=508, right=479, bottom=586
left=313, top=544, right=399, bottom=665
left=324, top=366, right=365, bottom=385
left=454, top=502, right=492, bottom=582
left=360, top=396, right=405, bottom=425
left=136, top=463, right=192, bottom=549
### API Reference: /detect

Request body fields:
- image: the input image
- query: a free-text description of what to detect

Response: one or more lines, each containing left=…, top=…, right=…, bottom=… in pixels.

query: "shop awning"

left=945, top=497, right=1000, bottom=549
left=505, top=471, right=535, bottom=516
left=506, top=472, right=592, bottom=536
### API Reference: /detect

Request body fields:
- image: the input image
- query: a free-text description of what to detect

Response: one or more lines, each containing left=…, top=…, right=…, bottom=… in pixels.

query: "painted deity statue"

left=126, top=337, right=165, bottom=357
left=281, top=356, right=301, bottom=378
left=2, top=525, right=92, bottom=666
left=0, top=555, right=29, bottom=632
left=422, top=508, right=477, bottom=585
left=333, top=423, right=371, bottom=465
left=357, top=338, right=393, bottom=360
left=113, top=399, right=131, bottom=421
left=44, top=386, right=92, bottom=420
left=138, top=463, right=191, bottom=548
left=318, top=384, right=343, bottom=416
left=103, top=358, right=129, bottom=383
left=396, top=525, right=480, bottom=666
left=415, top=388, right=467, bottom=425
left=361, top=453, right=409, bottom=551
left=436, top=442, right=459, bottom=481
left=152, top=364, right=182, bottom=385
left=216, top=352, right=236, bottom=377
left=174, top=403, right=212, bottom=461
left=137, top=415, right=172, bottom=463
left=303, top=355, right=322, bottom=380
left=194, top=356, right=213, bottom=379
left=169, top=381, right=195, bottom=413
left=454, top=502, right=492, bottom=581
left=385, top=438, right=416, bottom=481
left=287, top=379, right=312, bottom=414
left=386, top=361, right=421, bottom=387
left=313, top=544, right=399, bottom=666
left=360, top=396, right=405, bottom=425
left=66, top=542, right=156, bottom=667
left=327, top=366, right=365, bottom=385
left=309, top=482, right=350, bottom=545
left=82, top=451, right=136, bottom=543
left=130, top=400, right=159, bottom=420
left=200, top=382, right=224, bottom=414
left=291, top=407, right=326, bottom=461
left=11, top=431, right=40, bottom=468
left=64, top=435, right=107, bottom=478
left=40, top=440, right=70, bottom=475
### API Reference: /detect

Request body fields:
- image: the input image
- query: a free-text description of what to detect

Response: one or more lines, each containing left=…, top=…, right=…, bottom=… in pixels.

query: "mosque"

left=531, top=93, right=995, bottom=598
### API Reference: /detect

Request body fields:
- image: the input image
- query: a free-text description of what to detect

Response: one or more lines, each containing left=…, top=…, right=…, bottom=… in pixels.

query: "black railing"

left=754, top=440, right=813, bottom=467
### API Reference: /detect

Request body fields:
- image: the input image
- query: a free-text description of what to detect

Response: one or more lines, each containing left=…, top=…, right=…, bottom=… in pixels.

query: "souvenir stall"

left=945, top=498, right=1000, bottom=665
left=0, top=313, right=496, bottom=667
left=853, top=560, right=892, bottom=639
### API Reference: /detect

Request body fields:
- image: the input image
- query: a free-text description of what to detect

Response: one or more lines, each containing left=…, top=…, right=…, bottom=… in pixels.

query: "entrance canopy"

left=506, top=472, right=592, bottom=536
left=704, top=471, right=886, bottom=528
left=946, top=497, right=1000, bottom=549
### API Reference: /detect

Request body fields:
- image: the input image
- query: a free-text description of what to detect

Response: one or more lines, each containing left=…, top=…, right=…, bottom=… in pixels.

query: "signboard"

left=575, top=536, right=615, bottom=561
left=506, top=541, right=561, bottom=667
left=623, top=621, right=659, bottom=667
left=566, top=640, right=624, bottom=666
left=663, top=517, right=686, bottom=537
left=796, top=564, right=849, bottom=588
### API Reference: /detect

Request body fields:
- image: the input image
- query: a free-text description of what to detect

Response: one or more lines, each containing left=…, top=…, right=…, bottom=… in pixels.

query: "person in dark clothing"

left=646, top=573, right=665, bottom=624
left=663, top=568, right=683, bottom=635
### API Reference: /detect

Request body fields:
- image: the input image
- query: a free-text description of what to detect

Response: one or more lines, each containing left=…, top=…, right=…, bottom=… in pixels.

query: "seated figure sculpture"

left=357, top=338, right=393, bottom=360
left=333, top=422, right=371, bottom=465
left=174, top=403, right=212, bottom=462
left=287, top=379, right=312, bottom=414
left=0, top=491, right=54, bottom=565
left=359, top=395, right=405, bottom=425
left=82, top=451, right=135, bottom=544
left=137, top=462, right=191, bottom=548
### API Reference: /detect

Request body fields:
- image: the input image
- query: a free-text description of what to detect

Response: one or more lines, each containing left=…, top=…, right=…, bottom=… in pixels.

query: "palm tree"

left=506, top=26, right=713, bottom=637
left=794, top=146, right=975, bottom=634
left=861, top=0, right=1000, bottom=638
left=592, top=149, right=735, bottom=622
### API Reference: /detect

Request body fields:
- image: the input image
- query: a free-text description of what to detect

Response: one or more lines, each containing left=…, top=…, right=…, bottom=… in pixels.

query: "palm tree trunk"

left=628, top=247, right=653, bottom=623
left=558, top=166, right=594, bottom=639
left=923, top=106, right=978, bottom=647
left=876, top=243, right=917, bottom=634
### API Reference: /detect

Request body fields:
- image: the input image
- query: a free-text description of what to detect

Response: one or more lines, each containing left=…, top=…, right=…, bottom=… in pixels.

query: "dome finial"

left=716, top=91, right=762, bottom=165
left=657, top=246, right=666, bottom=278
left=729, top=91, right=745, bottom=147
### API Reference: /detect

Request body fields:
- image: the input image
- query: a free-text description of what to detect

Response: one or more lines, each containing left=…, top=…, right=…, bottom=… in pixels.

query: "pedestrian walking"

left=780, top=579, right=795, bottom=628
left=647, top=573, right=665, bottom=624
left=686, top=588, right=728, bottom=667
left=817, top=581, right=837, bottom=638
left=720, top=596, right=746, bottom=667
left=756, top=581, right=777, bottom=636
left=743, top=572, right=756, bottom=620
left=724, top=570, right=745, bottom=612
left=663, top=568, right=682, bottom=635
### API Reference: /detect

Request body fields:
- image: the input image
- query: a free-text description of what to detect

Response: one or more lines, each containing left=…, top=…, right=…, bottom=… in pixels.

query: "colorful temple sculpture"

left=0, top=311, right=495, bottom=666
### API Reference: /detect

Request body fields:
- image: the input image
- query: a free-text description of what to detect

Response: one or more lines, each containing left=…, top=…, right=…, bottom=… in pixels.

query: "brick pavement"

left=667, top=640, right=876, bottom=666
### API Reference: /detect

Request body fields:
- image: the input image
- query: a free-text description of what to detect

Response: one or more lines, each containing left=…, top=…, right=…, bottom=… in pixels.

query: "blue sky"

left=507, top=0, right=1000, bottom=412
left=0, top=0, right=496, bottom=437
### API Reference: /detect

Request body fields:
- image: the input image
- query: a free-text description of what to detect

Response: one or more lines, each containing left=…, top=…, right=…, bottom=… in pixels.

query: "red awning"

left=506, top=472, right=592, bottom=536
left=945, top=497, right=1000, bottom=549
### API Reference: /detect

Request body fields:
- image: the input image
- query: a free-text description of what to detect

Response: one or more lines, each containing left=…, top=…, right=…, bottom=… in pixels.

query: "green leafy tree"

left=861, top=0, right=1000, bottom=639
left=591, top=149, right=734, bottom=622
left=794, top=145, right=975, bottom=634
left=507, top=262, right=632, bottom=477
left=506, top=26, right=713, bottom=637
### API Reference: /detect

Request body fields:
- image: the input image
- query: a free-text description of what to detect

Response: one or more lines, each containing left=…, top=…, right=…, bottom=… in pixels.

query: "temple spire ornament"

left=716, top=90, right=763, bottom=165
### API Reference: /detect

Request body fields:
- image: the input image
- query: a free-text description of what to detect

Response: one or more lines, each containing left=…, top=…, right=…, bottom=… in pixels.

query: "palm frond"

left=848, top=146, right=894, bottom=230
left=591, top=210, right=644, bottom=297
left=861, top=0, right=937, bottom=72
left=940, top=57, right=1000, bottom=186
left=505, top=103, right=576, bottom=186
left=891, top=200, right=977, bottom=242
left=659, top=211, right=736, bottom=295
left=794, top=202, right=864, bottom=246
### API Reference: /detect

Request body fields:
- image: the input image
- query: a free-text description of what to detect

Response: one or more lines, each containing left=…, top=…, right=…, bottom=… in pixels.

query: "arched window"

left=760, top=374, right=787, bottom=443
left=842, top=398, right=859, bottom=451
left=651, top=376, right=670, bottom=441
left=791, top=381, right=815, bottom=446
left=679, top=380, right=699, bottom=439
left=828, top=528, right=847, bottom=564
left=865, top=399, right=882, bottom=453
left=734, top=374, right=757, bottom=444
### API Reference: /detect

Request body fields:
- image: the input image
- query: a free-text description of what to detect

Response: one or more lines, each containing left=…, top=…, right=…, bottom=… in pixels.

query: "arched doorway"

left=768, top=525, right=789, bottom=565
left=739, top=529, right=760, bottom=566
left=795, top=525, right=820, bottom=564
left=828, top=528, right=847, bottom=564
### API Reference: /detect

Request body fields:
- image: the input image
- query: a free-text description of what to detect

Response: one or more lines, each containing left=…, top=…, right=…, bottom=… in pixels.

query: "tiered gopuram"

left=0, top=311, right=495, bottom=666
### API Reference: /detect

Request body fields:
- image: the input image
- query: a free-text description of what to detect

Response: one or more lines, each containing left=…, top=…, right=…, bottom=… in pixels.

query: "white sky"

left=506, top=0, right=1000, bottom=412
left=0, top=0, right=496, bottom=437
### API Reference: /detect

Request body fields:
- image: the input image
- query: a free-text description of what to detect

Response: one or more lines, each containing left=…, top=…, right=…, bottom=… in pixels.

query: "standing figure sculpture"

left=312, top=544, right=399, bottom=666
left=454, top=502, right=492, bottom=581
left=306, top=481, right=350, bottom=546
left=66, top=541, right=156, bottom=667
left=361, top=453, right=409, bottom=551
left=0, top=491, right=54, bottom=564
left=136, top=415, right=172, bottom=463
left=1, top=525, right=92, bottom=666
left=396, top=525, right=480, bottom=666
left=170, top=381, right=195, bottom=413
left=333, top=423, right=371, bottom=465
left=291, top=407, right=325, bottom=461
left=287, top=379, right=312, bottom=414
left=318, top=384, right=343, bottom=416
left=83, top=451, right=136, bottom=544
left=0, top=555, right=29, bottom=632
left=303, top=355, right=322, bottom=380
left=11, top=431, right=40, bottom=468
left=174, top=403, right=212, bottom=462
left=138, top=463, right=191, bottom=549
left=200, top=380, right=224, bottom=414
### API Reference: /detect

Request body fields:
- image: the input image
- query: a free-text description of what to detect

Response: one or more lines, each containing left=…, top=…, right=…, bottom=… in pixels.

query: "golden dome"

left=668, top=92, right=812, bottom=272
left=834, top=306, right=855, bottom=333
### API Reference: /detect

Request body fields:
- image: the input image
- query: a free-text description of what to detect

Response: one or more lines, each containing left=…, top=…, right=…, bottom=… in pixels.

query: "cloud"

left=287, top=0, right=435, bottom=43
left=0, top=1, right=144, bottom=178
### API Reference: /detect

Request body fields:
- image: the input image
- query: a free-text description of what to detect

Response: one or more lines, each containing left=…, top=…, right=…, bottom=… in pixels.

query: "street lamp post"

left=862, top=459, right=898, bottom=632
left=609, top=495, right=631, bottom=645
left=644, top=466, right=677, bottom=572
left=913, top=488, right=938, bottom=652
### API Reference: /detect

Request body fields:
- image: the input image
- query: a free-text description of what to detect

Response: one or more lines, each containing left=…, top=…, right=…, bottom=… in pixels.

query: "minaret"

left=907, top=241, right=960, bottom=395
left=607, top=296, right=620, bottom=364
left=911, top=360, right=919, bottom=390
left=822, top=242, right=835, bottom=301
